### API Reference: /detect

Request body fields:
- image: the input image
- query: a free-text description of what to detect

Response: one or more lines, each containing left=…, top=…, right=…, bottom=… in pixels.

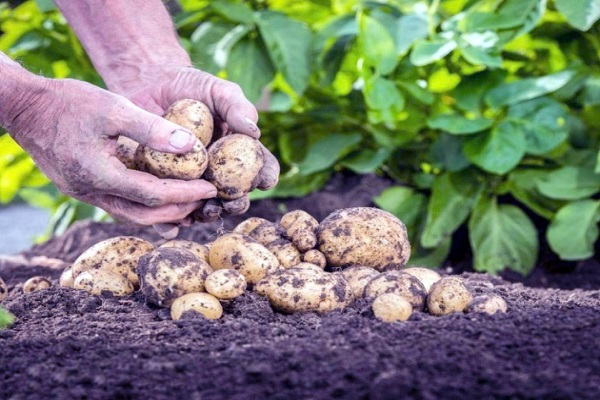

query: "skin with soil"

left=1, top=173, right=600, bottom=399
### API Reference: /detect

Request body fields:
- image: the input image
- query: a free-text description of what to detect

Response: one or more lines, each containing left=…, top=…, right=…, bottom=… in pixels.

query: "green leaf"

left=421, top=170, right=483, bottom=247
left=359, top=14, right=397, bottom=74
left=226, top=38, right=275, bottom=102
left=213, top=25, right=251, bottom=68
left=249, top=170, right=330, bottom=200
left=410, top=36, right=457, bottom=66
left=211, top=1, right=255, bottom=24
left=536, top=166, right=600, bottom=200
left=485, top=70, right=576, bottom=109
left=297, top=133, right=362, bottom=175
left=555, top=0, right=600, bottom=31
left=460, top=45, right=502, bottom=68
left=464, top=121, right=526, bottom=175
left=0, top=307, right=14, bottom=329
left=189, top=22, right=235, bottom=74
left=507, top=98, right=569, bottom=155
left=364, top=76, right=405, bottom=112
left=507, top=169, right=564, bottom=219
left=427, top=114, right=493, bottom=135
left=453, top=70, right=507, bottom=112
left=407, top=237, right=451, bottom=268
left=340, top=148, right=391, bottom=174
left=429, top=134, right=471, bottom=172
left=34, top=0, right=56, bottom=13
left=257, top=11, right=312, bottom=94
left=395, top=13, right=429, bottom=56
left=374, top=186, right=426, bottom=231
left=581, top=74, right=600, bottom=106
left=469, top=196, right=538, bottom=275
left=547, top=200, right=600, bottom=260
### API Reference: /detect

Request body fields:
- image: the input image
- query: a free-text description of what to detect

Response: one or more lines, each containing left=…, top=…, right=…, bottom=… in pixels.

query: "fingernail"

left=207, top=189, right=217, bottom=197
left=244, top=117, right=258, bottom=133
left=169, top=129, right=195, bottom=149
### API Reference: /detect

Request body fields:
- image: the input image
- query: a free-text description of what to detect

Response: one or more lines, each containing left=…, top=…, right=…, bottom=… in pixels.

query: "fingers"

left=191, top=198, right=223, bottom=223
left=256, top=144, right=280, bottom=190
left=209, top=79, right=261, bottom=138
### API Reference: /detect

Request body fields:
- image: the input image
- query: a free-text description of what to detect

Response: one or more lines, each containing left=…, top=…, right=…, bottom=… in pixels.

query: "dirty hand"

left=1, top=68, right=217, bottom=225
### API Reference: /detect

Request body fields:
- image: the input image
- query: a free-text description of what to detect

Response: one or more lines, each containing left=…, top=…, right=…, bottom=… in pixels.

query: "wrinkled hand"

left=6, top=77, right=218, bottom=225
left=121, top=65, right=280, bottom=231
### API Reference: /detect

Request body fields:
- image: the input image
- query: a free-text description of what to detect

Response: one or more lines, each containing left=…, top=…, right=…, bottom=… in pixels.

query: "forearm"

left=54, top=0, right=191, bottom=94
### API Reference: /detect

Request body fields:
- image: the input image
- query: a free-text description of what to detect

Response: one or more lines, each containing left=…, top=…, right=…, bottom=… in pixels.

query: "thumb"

left=118, top=104, right=202, bottom=154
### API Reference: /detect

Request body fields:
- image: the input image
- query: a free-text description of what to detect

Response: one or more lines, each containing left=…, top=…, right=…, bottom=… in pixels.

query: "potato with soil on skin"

left=302, top=249, right=326, bottom=269
left=232, top=217, right=270, bottom=236
left=209, top=233, right=280, bottom=285
left=340, top=265, right=380, bottom=298
left=205, top=269, right=247, bottom=300
left=203, top=134, right=264, bottom=200
left=138, top=247, right=214, bottom=307
left=160, top=239, right=210, bottom=264
left=467, top=294, right=508, bottom=315
left=266, top=239, right=302, bottom=269
left=372, top=293, right=413, bottom=322
left=135, top=141, right=208, bottom=180
left=363, top=271, right=427, bottom=311
left=71, top=236, right=154, bottom=289
left=59, top=266, right=75, bottom=288
left=248, top=221, right=285, bottom=247
left=115, top=136, right=139, bottom=169
left=317, top=207, right=411, bottom=271
left=280, top=210, right=319, bottom=252
left=73, top=270, right=135, bottom=296
left=427, top=276, right=473, bottom=316
left=256, top=265, right=353, bottom=313
left=23, top=276, right=52, bottom=293
left=0, top=276, right=8, bottom=302
left=403, top=267, right=442, bottom=293
left=170, top=292, right=223, bottom=320
left=163, top=99, right=214, bottom=146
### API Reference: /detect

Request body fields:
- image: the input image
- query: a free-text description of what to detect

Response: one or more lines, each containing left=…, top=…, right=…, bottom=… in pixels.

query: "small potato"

left=403, top=267, right=441, bottom=293
left=372, top=293, right=413, bottom=322
left=302, top=249, right=326, bottom=269
left=170, top=292, right=223, bottom=320
left=23, top=276, right=52, bottom=293
left=205, top=269, right=247, bottom=300
left=209, top=233, right=280, bottom=284
left=280, top=210, right=319, bottom=252
left=59, top=266, right=75, bottom=288
left=135, top=143, right=209, bottom=180
left=138, top=247, right=214, bottom=307
left=467, top=294, right=508, bottom=315
left=317, top=207, right=411, bottom=271
left=427, top=277, right=473, bottom=316
left=74, top=270, right=135, bottom=296
left=160, top=240, right=210, bottom=264
left=340, top=266, right=380, bottom=299
left=248, top=222, right=285, bottom=246
left=163, top=99, right=214, bottom=146
left=204, top=134, right=265, bottom=200
left=266, top=239, right=302, bottom=268
left=257, top=266, right=353, bottom=313
left=115, top=136, right=139, bottom=169
left=71, top=236, right=154, bottom=289
left=363, top=271, right=426, bottom=311
left=232, top=217, right=270, bottom=236
left=0, top=276, right=8, bottom=302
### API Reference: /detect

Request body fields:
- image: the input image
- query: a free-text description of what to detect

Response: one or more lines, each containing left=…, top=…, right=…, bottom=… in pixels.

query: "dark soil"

left=1, top=173, right=600, bottom=400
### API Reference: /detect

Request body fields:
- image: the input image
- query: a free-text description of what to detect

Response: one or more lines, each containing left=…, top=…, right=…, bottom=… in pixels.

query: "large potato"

left=203, top=134, right=264, bottom=200
left=135, top=143, right=208, bottom=180
left=170, top=292, right=223, bottom=320
left=317, top=207, right=411, bottom=271
left=363, top=271, right=427, bottom=311
left=280, top=210, right=319, bottom=252
left=427, top=277, right=473, bottom=316
left=204, top=269, right=247, bottom=300
left=0, top=276, right=7, bottom=302
left=209, top=233, right=280, bottom=284
left=160, top=239, right=210, bottom=264
left=71, top=236, right=154, bottom=288
left=232, top=217, right=270, bottom=236
left=340, top=265, right=380, bottom=298
left=256, top=266, right=353, bottom=313
left=163, top=99, right=214, bottom=146
left=73, top=270, right=135, bottom=296
left=138, top=247, right=214, bottom=307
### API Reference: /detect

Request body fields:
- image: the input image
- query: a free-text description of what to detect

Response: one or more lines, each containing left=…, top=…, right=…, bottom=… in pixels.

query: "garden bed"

left=1, top=174, right=599, bottom=399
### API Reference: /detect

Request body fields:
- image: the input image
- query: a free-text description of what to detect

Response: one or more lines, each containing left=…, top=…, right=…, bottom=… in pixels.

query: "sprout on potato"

left=467, top=294, right=507, bottom=315
left=170, top=292, right=223, bottom=320
left=73, top=270, right=135, bottom=296
left=205, top=269, right=247, bottom=300
left=22, top=276, right=52, bottom=293
left=372, top=293, right=413, bottom=322
left=427, top=277, right=473, bottom=316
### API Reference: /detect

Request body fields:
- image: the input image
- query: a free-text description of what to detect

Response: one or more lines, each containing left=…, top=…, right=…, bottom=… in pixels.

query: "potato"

left=203, top=134, right=264, bottom=200
left=135, top=142, right=208, bottom=180
left=59, top=265, right=75, bottom=288
left=163, top=99, right=214, bottom=146
left=340, top=266, right=380, bottom=298
left=170, top=292, right=223, bottom=320
left=138, top=247, right=214, bottom=307
left=280, top=210, right=319, bottom=252
left=266, top=239, right=302, bottom=268
left=302, top=249, right=326, bottom=269
left=73, top=270, right=135, bottom=296
left=248, top=222, right=285, bottom=246
left=467, top=294, right=507, bottom=315
left=427, top=277, right=473, bottom=316
left=232, top=217, right=270, bottom=236
left=115, top=136, right=139, bottom=169
left=209, top=233, right=280, bottom=284
left=317, top=207, right=411, bottom=271
left=23, top=276, right=52, bottom=293
left=0, top=276, right=8, bottom=302
left=71, top=236, right=154, bottom=289
left=256, top=266, right=353, bottom=313
left=363, top=271, right=426, bottom=311
left=205, top=269, right=247, bottom=300
left=372, top=293, right=413, bottom=322
left=160, top=239, right=210, bottom=264
left=403, top=267, right=441, bottom=293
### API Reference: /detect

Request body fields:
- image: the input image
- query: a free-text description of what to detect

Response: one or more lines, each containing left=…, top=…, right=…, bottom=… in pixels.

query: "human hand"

left=3, top=74, right=218, bottom=225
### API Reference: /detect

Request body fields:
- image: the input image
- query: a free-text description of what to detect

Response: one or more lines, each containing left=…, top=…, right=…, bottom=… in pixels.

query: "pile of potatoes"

left=54, top=207, right=506, bottom=322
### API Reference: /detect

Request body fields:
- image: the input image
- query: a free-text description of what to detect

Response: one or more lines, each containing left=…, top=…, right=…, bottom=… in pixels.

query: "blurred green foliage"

left=0, top=306, right=14, bottom=328
left=1, top=0, right=600, bottom=274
